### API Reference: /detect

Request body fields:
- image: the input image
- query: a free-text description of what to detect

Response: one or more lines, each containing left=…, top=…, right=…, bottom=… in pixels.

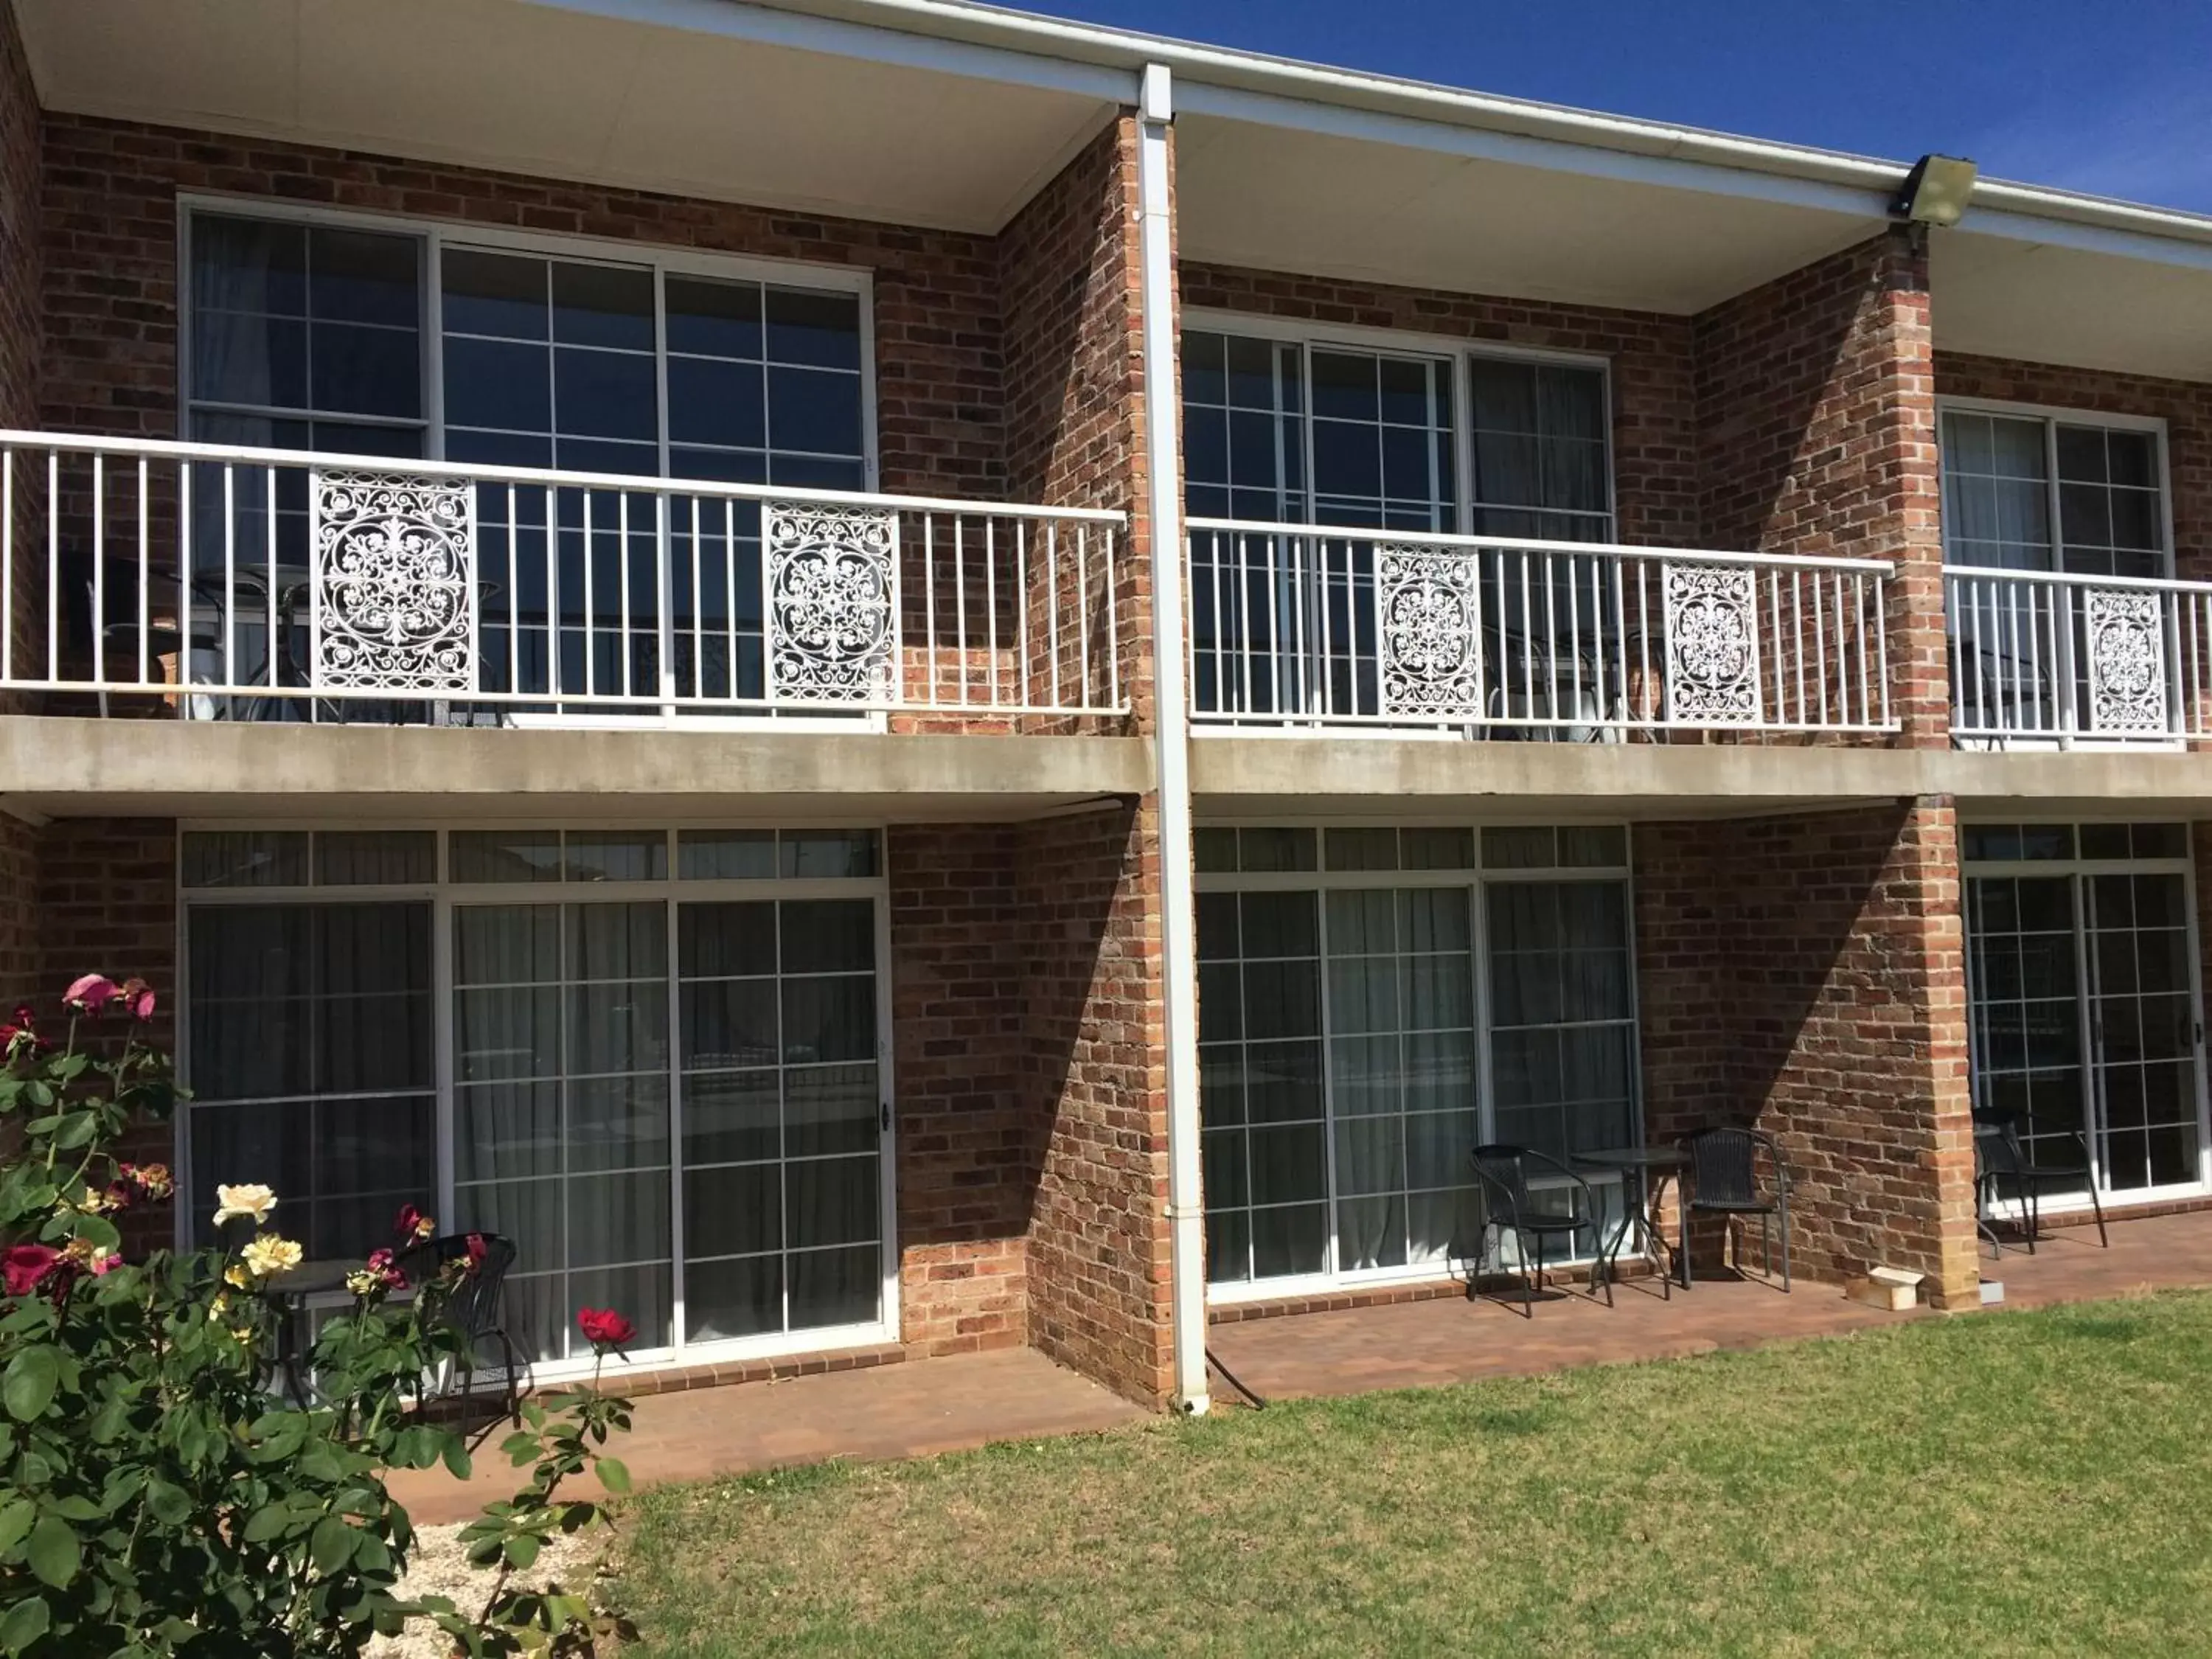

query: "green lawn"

left=614, top=1290, right=2212, bottom=1658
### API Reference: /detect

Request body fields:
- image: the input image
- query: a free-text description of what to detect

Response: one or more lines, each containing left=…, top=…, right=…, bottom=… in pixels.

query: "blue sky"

left=1022, top=0, right=2212, bottom=213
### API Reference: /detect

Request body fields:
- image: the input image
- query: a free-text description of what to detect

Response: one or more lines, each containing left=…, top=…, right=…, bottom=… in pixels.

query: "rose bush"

left=0, top=978, right=637, bottom=1656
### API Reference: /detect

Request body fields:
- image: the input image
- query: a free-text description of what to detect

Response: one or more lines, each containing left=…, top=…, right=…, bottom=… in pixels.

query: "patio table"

left=260, top=1256, right=357, bottom=1407
left=1572, top=1145, right=1688, bottom=1291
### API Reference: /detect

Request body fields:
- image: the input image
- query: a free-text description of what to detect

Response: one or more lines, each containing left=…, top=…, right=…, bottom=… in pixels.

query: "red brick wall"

left=1179, top=264, right=1701, bottom=551
left=1635, top=798, right=1977, bottom=1307
left=886, top=821, right=1031, bottom=1358
left=1017, top=798, right=1173, bottom=1406
left=27, top=815, right=179, bottom=1253
left=1691, top=229, right=1944, bottom=744
left=999, top=116, right=1154, bottom=733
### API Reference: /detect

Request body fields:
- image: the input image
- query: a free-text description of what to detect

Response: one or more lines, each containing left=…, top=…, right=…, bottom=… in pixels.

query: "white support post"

left=1137, top=61, right=1210, bottom=1416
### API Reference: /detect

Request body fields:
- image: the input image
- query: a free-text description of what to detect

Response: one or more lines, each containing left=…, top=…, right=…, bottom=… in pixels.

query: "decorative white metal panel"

left=1377, top=545, right=1484, bottom=717
left=1663, top=563, right=1760, bottom=724
left=765, top=502, right=899, bottom=703
left=309, top=471, right=476, bottom=692
left=2084, top=588, right=2170, bottom=734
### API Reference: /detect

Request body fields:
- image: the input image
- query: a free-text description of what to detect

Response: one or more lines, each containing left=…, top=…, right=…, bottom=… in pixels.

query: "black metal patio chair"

left=392, top=1231, right=526, bottom=1433
left=1468, top=1144, right=1613, bottom=1317
left=1972, top=1107, right=2108, bottom=1254
left=1680, top=1127, right=1792, bottom=1291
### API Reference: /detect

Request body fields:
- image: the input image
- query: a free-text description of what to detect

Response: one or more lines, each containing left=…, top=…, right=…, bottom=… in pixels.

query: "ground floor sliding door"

left=1196, top=824, right=1638, bottom=1297
left=1964, top=821, right=2211, bottom=1202
left=181, top=826, right=891, bottom=1377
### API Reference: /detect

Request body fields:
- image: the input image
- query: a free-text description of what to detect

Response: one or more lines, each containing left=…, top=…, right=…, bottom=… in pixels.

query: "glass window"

left=187, top=902, right=436, bottom=1256
left=679, top=899, right=883, bottom=1341
left=1941, top=409, right=2168, bottom=580
left=189, top=215, right=425, bottom=451
left=1467, top=358, right=1610, bottom=541
left=1484, top=880, right=1636, bottom=1166
left=453, top=901, right=674, bottom=1362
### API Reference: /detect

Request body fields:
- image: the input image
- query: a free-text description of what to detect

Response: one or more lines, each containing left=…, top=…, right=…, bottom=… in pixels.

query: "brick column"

left=1694, top=228, right=1946, bottom=746
left=1637, top=797, right=1978, bottom=1308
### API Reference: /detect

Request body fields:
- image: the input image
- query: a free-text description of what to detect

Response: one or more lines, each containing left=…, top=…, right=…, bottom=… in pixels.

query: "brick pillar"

left=887, top=822, right=1032, bottom=1357
left=1018, top=801, right=1172, bottom=1406
left=1694, top=228, right=1946, bottom=746
left=1636, top=798, right=1978, bottom=1308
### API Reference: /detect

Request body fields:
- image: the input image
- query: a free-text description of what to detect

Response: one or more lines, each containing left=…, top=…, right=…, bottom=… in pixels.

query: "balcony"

left=1184, top=521, right=1896, bottom=739
left=0, top=433, right=1127, bottom=728
left=1946, top=566, right=2212, bottom=747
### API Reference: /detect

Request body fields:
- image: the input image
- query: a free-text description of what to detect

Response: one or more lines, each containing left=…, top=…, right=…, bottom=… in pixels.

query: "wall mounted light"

left=1893, top=153, right=1978, bottom=227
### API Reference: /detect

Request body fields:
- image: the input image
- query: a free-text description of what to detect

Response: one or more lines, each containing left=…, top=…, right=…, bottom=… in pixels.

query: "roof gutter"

left=765, top=0, right=2212, bottom=254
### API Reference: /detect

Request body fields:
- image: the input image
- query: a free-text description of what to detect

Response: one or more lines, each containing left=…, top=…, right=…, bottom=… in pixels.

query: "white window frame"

left=1192, top=816, right=1643, bottom=1304
left=1958, top=817, right=2212, bottom=1214
left=1181, top=307, right=1620, bottom=542
left=1935, top=396, right=2175, bottom=580
left=172, top=821, right=901, bottom=1381
left=177, top=192, right=881, bottom=489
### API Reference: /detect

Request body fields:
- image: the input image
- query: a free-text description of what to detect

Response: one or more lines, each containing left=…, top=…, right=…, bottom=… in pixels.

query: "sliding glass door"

left=1964, top=822, right=2209, bottom=1200
left=182, top=827, right=892, bottom=1376
left=1197, top=824, right=1638, bottom=1293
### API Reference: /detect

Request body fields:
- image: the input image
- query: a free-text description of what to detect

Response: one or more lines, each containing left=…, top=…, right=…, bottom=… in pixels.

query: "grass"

left=613, top=1290, right=2212, bottom=1658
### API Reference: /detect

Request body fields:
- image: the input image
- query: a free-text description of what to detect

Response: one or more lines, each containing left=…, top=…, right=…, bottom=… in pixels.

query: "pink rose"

left=63, top=974, right=121, bottom=1013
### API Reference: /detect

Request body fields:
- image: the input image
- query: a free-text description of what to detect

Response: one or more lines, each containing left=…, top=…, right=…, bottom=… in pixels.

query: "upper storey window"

left=1941, top=406, right=2169, bottom=580
left=1182, top=327, right=1612, bottom=539
left=184, top=208, right=869, bottom=488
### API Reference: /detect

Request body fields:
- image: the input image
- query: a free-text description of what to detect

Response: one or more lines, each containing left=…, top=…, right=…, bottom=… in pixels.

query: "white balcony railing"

left=1947, top=566, right=2212, bottom=745
left=1184, top=520, right=1896, bottom=737
left=0, top=432, right=1127, bottom=724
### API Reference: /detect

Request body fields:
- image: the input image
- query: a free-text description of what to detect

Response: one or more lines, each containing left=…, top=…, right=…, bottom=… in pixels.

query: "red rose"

left=577, top=1307, right=636, bottom=1349
left=101, top=1180, right=135, bottom=1213
left=393, top=1204, right=422, bottom=1240
left=465, top=1233, right=488, bottom=1267
left=3, top=1243, right=60, bottom=1297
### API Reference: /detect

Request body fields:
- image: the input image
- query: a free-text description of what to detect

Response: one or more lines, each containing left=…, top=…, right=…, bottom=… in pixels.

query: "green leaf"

left=2, top=1345, right=59, bottom=1422
left=442, top=1439, right=472, bottom=1481
left=502, top=1533, right=541, bottom=1571
left=27, top=1513, right=79, bottom=1588
left=241, top=1504, right=291, bottom=1545
left=0, top=1497, right=31, bottom=1553
left=310, top=1514, right=358, bottom=1575
left=0, top=1593, right=49, bottom=1649
left=51, top=1108, right=97, bottom=1149
left=594, top=1455, right=631, bottom=1495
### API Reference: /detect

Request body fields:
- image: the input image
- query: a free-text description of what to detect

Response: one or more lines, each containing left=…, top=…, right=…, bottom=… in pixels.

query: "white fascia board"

left=517, top=0, right=1139, bottom=102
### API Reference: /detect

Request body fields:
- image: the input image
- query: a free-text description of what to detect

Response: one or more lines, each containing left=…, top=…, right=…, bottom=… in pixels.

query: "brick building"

left=2, top=0, right=2210, bottom=1411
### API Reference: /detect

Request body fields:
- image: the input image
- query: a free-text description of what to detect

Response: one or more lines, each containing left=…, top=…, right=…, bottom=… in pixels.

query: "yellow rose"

left=212, top=1183, right=277, bottom=1228
left=240, top=1235, right=303, bottom=1279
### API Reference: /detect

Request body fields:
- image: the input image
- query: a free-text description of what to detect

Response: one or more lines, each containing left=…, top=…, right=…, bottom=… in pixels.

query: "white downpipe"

left=1135, top=63, right=1208, bottom=1416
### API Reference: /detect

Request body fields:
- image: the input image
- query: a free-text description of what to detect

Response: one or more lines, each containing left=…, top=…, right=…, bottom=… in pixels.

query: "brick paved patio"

left=384, top=1209, right=2212, bottom=1520
left=387, top=1346, right=1146, bottom=1524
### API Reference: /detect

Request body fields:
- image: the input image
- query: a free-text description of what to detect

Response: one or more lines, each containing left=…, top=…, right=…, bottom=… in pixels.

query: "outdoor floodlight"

left=1893, top=153, right=1978, bottom=227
